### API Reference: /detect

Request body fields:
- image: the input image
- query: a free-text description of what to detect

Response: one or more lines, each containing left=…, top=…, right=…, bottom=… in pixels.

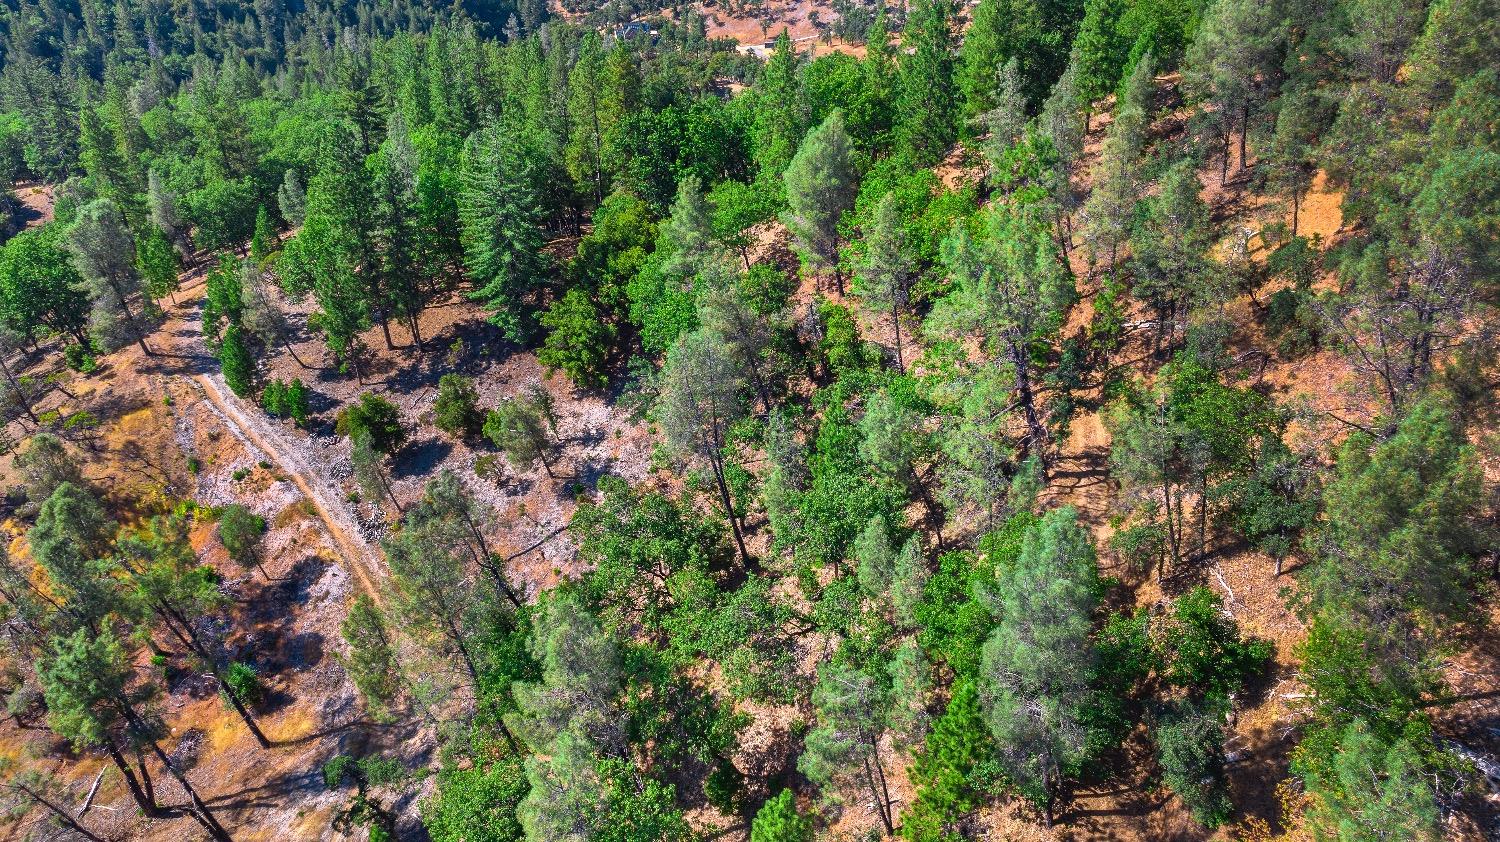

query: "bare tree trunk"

left=7, top=783, right=108, bottom=842
left=891, top=302, right=904, bottom=374
left=710, top=454, right=755, bottom=574
left=104, top=742, right=164, bottom=818
left=0, top=352, right=36, bottom=423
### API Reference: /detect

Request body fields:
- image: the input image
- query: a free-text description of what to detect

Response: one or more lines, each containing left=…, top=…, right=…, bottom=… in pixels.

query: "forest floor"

left=2, top=72, right=1498, bottom=841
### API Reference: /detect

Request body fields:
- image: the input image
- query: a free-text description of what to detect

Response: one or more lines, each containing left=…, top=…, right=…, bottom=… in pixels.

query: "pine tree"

left=67, top=199, right=152, bottom=356
left=40, top=628, right=233, bottom=839
left=799, top=663, right=896, bottom=834
left=896, top=0, right=959, bottom=164
left=750, top=789, right=813, bottom=842
left=854, top=193, right=916, bottom=372
left=753, top=32, right=808, bottom=181
left=979, top=507, right=1100, bottom=826
left=982, top=57, right=1029, bottom=171
left=148, top=169, right=191, bottom=258
left=135, top=225, right=181, bottom=304
left=218, top=504, right=269, bottom=579
left=249, top=204, right=276, bottom=263
left=658, top=174, right=719, bottom=279
left=658, top=328, right=754, bottom=571
left=371, top=111, right=427, bottom=347
left=459, top=118, right=550, bottom=341
left=217, top=322, right=256, bottom=398
left=338, top=594, right=402, bottom=721
left=930, top=195, right=1074, bottom=458
left=1081, top=70, right=1147, bottom=269
left=277, top=169, right=306, bottom=227
left=566, top=32, right=610, bottom=202
left=782, top=111, right=857, bottom=292
left=485, top=391, right=558, bottom=478
left=1072, top=0, right=1130, bottom=122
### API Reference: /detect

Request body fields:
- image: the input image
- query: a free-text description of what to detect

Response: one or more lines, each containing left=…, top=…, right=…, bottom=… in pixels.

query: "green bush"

left=1155, top=587, right=1272, bottom=703
left=223, top=661, right=264, bottom=706
left=336, top=393, right=406, bottom=455
left=432, top=374, right=483, bottom=439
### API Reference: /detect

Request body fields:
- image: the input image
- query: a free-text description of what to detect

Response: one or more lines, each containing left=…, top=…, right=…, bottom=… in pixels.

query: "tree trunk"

left=1239, top=103, right=1250, bottom=173
left=143, top=739, right=233, bottom=842
left=0, top=352, right=36, bottom=423
left=1290, top=183, right=1301, bottom=237
left=103, top=742, right=164, bottom=818
left=9, top=782, right=108, bottom=842
left=407, top=314, right=423, bottom=350
left=107, top=276, right=153, bottom=357
left=281, top=333, right=312, bottom=370
left=1220, top=130, right=1230, bottom=186
left=378, top=312, right=395, bottom=351
left=861, top=754, right=894, bottom=836
left=891, top=302, right=904, bottom=374
left=1008, top=335, right=1047, bottom=460
left=710, top=454, right=755, bottom=574
left=215, top=671, right=271, bottom=748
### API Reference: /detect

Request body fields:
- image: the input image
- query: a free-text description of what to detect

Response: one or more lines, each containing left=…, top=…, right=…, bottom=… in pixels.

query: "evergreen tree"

left=783, top=111, right=857, bottom=292
left=658, top=174, right=719, bottom=280
left=277, top=169, right=307, bottom=227
left=930, top=194, right=1073, bottom=458
left=1153, top=700, right=1233, bottom=828
left=371, top=111, right=427, bottom=347
left=750, top=789, right=813, bottom=842
left=896, top=0, right=959, bottom=164
left=657, top=328, right=754, bottom=571
left=459, top=117, right=550, bottom=341
left=218, top=504, right=269, bottom=580
left=979, top=507, right=1099, bottom=825
left=484, top=391, right=558, bottom=477
left=217, top=322, right=256, bottom=398
left=433, top=374, right=483, bottom=440
left=338, top=594, right=402, bottom=721
left=67, top=198, right=152, bottom=356
left=40, top=628, right=233, bottom=839
left=854, top=192, right=916, bottom=372
left=282, top=125, right=374, bottom=377
left=800, top=663, right=897, bottom=834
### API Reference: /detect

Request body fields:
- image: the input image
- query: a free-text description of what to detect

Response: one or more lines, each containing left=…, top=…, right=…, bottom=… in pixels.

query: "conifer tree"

left=930, top=196, right=1073, bottom=458
left=783, top=111, right=857, bottom=292
left=217, top=322, right=256, bottom=398
left=982, top=57, right=1029, bottom=170
left=659, top=174, right=718, bottom=279
left=277, top=168, right=306, bottom=227
left=338, top=594, right=402, bottom=720
left=854, top=192, right=916, bottom=372
left=282, top=125, right=374, bottom=377
left=147, top=169, right=191, bottom=258
left=979, top=507, right=1100, bottom=826
left=753, top=32, right=808, bottom=181
left=371, top=111, right=427, bottom=347
left=896, top=0, right=959, bottom=164
left=799, top=663, right=896, bottom=834
left=459, top=117, right=550, bottom=341
left=67, top=199, right=152, bottom=356
left=41, top=628, right=233, bottom=839
left=658, top=328, right=754, bottom=571
left=750, top=789, right=813, bottom=842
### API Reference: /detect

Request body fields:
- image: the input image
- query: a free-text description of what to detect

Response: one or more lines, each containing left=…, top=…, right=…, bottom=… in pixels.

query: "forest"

left=0, top=0, right=1495, bottom=837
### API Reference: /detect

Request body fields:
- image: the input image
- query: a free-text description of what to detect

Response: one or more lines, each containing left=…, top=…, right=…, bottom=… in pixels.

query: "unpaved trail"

left=189, top=368, right=387, bottom=603
left=159, top=275, right=388, bottom=605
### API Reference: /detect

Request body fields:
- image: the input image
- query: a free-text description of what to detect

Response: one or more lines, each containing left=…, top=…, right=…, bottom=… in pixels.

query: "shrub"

left=223, top=661, right=264, bottom=706
left=1155, top=587, right=1272, bottom=703
left=336, top=393, right=405, bottom=455
left=432, top=374, right=483, bottom=439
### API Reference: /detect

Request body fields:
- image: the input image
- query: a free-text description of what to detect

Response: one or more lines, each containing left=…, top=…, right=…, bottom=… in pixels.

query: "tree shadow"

left=393, top=436, right=453, bottom=479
